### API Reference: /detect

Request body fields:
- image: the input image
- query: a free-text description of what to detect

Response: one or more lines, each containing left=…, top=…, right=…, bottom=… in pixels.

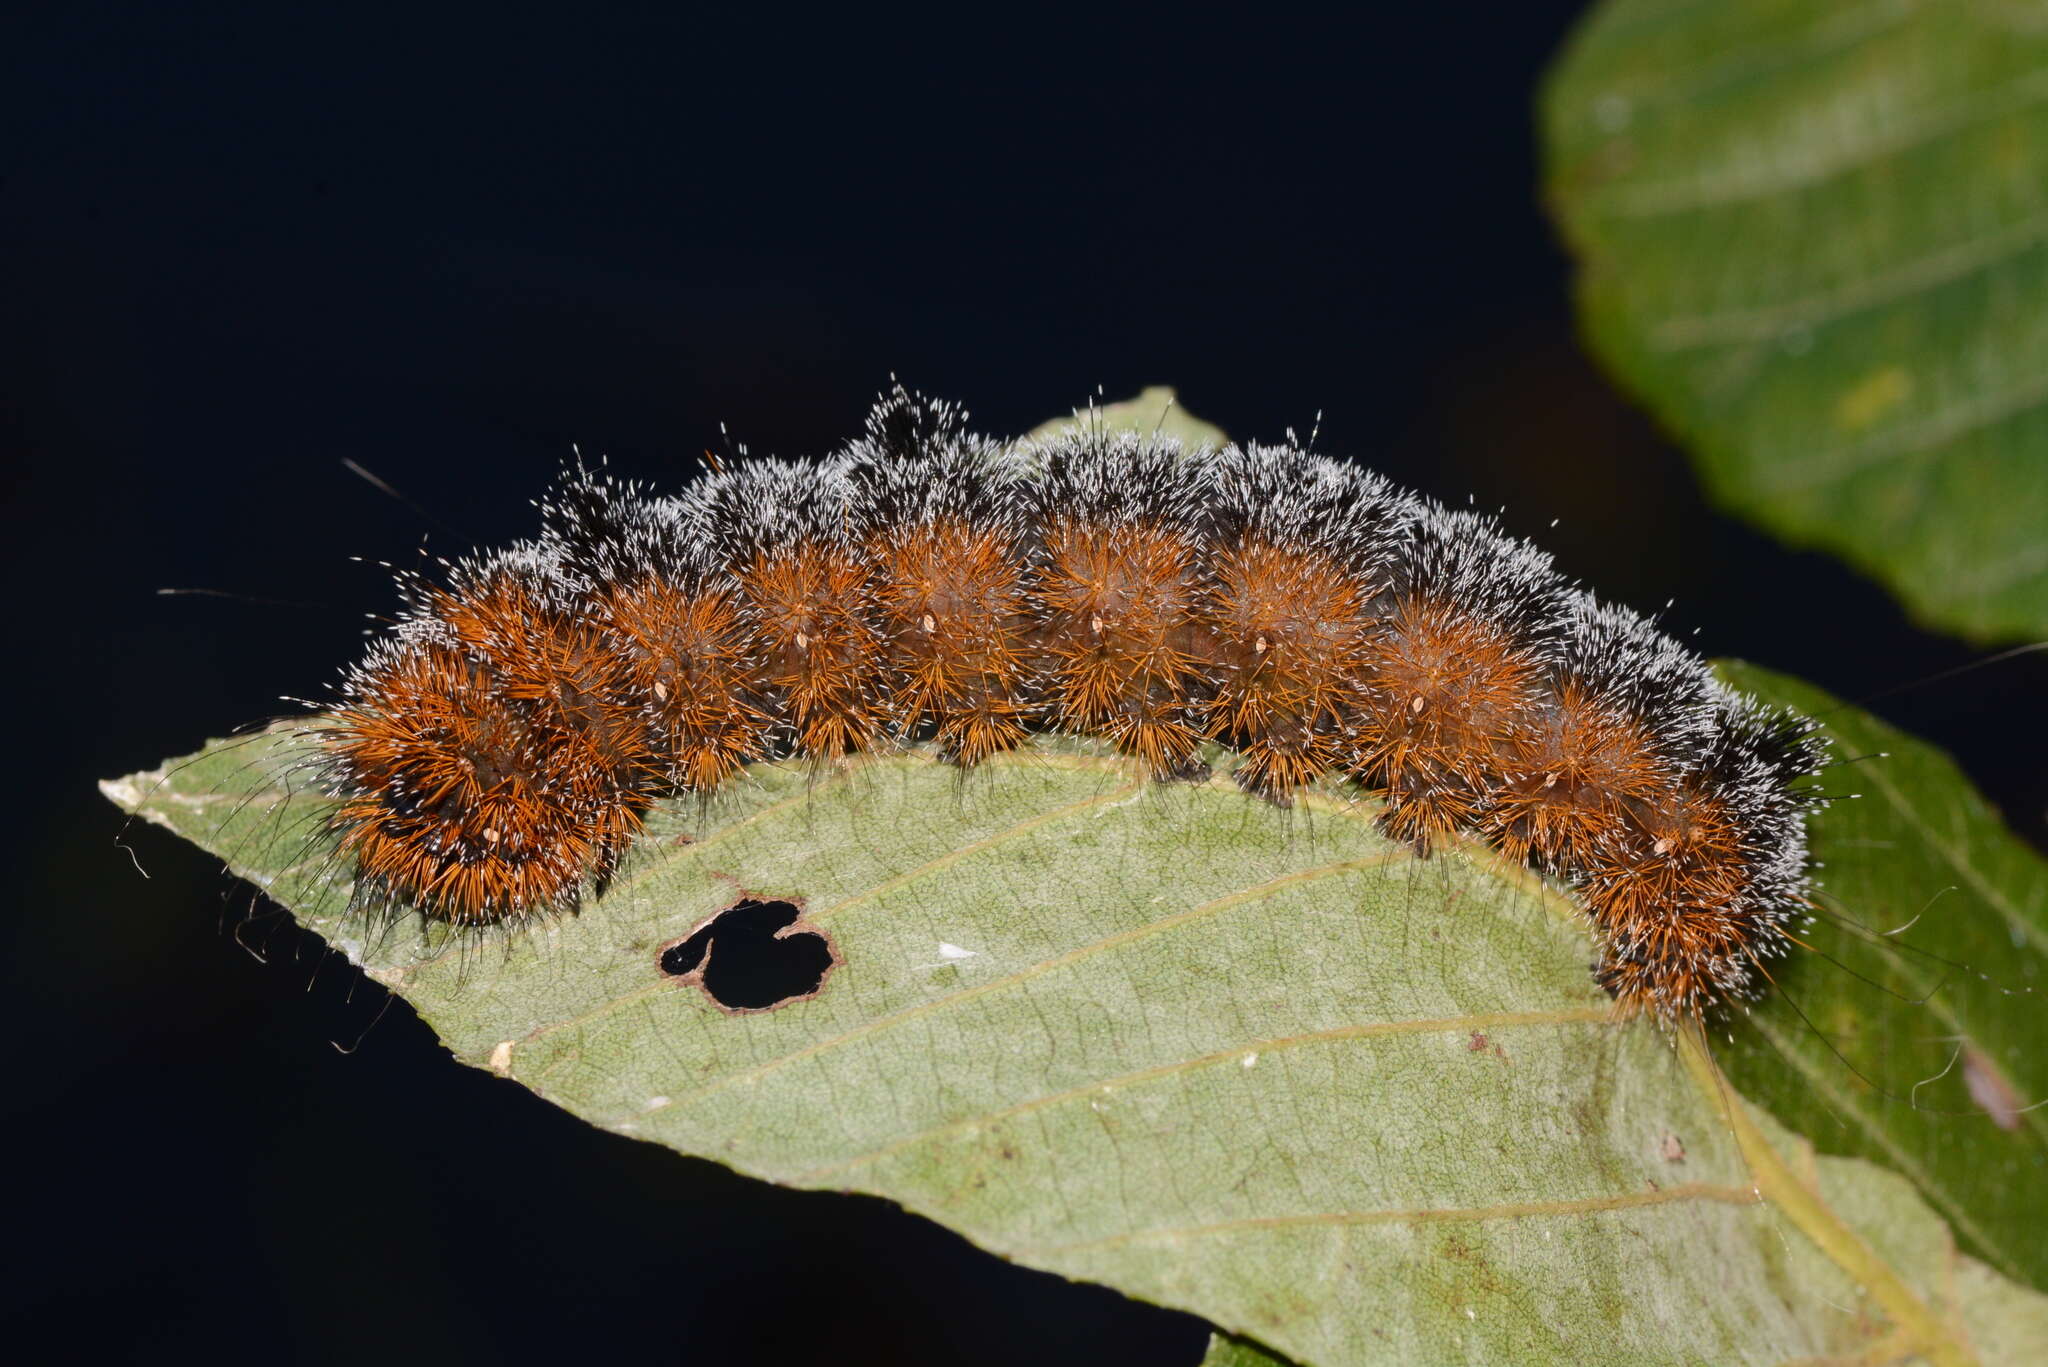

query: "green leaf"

left=1715, top=662, right=2048, bottom=1292
left=1021, top=385, right=1228, bottom=450
left=1543, top=1, right=2048, bottom=643
left=1202, top=1331, right=1299, bottom=1367
left=104, top=712, right=2048, bottom=1365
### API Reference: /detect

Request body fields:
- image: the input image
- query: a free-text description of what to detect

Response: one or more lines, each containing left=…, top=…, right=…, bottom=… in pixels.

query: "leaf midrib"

left=1747, top=1008, right=2022, bottom=1285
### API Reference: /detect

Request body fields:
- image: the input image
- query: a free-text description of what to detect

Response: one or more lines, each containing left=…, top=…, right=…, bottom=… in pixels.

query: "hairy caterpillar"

left=316, top=386, right=1826, bottom=1020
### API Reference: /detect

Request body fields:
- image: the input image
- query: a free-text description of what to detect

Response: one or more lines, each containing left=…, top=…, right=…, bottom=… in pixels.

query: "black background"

left=8, top=6, right=2045, bottom=1365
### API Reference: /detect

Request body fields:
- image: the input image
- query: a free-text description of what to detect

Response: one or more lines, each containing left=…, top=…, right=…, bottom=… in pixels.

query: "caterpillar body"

left=318, top=388, right=1826, bottom=1019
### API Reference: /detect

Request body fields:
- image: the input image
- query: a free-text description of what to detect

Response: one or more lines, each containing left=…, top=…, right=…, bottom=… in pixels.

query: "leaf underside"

left=1544, top=0, right=2048, bottom=643
left=105, top=665, right=2048, bottom=1366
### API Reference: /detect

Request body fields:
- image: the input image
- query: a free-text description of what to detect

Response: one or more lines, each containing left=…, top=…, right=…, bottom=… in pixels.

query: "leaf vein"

left=1014, top=1181, right=1762, bottom=1258
left=1609, top=64, right=2048, bottom=218
left=660, top=853, right=1409, bottom=1115
left=791, top=1005, right=1617, bottom=1184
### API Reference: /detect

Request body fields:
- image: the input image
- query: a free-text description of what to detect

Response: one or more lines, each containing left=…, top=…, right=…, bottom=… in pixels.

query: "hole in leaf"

left=657, top=898, right=839, bottom=1012
left=658, top=935, right=708, bottom=978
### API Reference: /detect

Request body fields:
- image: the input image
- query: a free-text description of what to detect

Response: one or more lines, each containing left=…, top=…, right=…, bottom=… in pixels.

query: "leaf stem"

left=1676, top=1022, right=1975, bottom=1367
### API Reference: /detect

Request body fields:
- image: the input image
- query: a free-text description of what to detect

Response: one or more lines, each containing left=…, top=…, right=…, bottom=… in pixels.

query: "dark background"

left=7, top=6, right=2045, bottom=1365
